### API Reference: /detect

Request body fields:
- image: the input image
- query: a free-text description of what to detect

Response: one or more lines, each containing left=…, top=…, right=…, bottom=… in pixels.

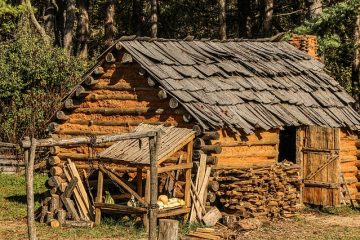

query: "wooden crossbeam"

left=305, top=155, right=338, bottom=180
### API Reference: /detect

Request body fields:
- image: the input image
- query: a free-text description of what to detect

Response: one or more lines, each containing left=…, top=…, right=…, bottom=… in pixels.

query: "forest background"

left=0, top=0, right=359, bottom=143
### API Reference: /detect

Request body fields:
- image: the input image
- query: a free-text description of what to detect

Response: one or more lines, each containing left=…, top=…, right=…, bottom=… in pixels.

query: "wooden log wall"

left=339, top=129, right=359, bottom=201
left=208, top=129, right=279, bottom=169
left=49, top=49, right=191, bottom=163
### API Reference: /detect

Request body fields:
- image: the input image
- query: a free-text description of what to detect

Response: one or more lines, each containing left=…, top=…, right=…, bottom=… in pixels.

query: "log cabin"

left=47, top=35, right=360, bottom=218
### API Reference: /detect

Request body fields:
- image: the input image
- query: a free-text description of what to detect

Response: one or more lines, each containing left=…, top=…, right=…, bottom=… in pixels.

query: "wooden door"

left=302, top=126, right=340, bottom=206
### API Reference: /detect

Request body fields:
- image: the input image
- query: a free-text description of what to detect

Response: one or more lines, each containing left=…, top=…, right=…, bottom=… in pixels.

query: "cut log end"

left=169, top=98, right=179, bottom=109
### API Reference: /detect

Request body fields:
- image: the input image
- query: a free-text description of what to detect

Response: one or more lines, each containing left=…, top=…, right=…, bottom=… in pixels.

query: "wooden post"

left=148, top=131, right=161, bottom=240
left=143, top=170, right=151, bottom=232
left=158, top=219, right=179, bottom=240
left=24, top=137, right=37, bottom=240
left=184, top=140, right=193, bottom=222
left=137, top=167, right=143, bottom=196
left=95, top=170, right=103, bottom=225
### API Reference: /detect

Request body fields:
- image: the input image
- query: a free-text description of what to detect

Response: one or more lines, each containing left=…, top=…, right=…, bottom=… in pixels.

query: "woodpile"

left=211, top=161, right=301, bottom=219
left=37, top=158, right=94, bottom=227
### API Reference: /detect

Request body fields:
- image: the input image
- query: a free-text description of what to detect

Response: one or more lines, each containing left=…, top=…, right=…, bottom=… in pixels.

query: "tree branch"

left=24, top=0, right=50, bottom=44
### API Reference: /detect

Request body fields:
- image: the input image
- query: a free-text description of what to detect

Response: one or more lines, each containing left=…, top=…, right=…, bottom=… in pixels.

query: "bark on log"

left=158, top=219, right=179, bottom=240
left=84, top=76, right=99, bottom=86
left=202, top=131, right=220, bottom=140
left=150, top=0, right=158, bottom=38
left=75, top=86, right=88, bottom=98
left=201, top=143, right=222, bottom=154
left=76, top=0, right=89, bottom=58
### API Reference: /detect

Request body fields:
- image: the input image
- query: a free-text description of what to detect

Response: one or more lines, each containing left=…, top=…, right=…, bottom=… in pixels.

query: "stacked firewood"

left=210, top=161, right=301, bottom=219
left=37, top=153, right=94, bottom=228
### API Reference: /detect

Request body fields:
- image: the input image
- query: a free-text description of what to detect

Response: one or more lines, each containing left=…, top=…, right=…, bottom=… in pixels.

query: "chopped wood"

left=202, top=207, right=222, bottom=226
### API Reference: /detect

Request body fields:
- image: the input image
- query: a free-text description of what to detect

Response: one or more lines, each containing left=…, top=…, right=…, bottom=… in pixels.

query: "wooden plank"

left=63, top=165, right=89, bottom=220
left=158, top=163, right=193, bottom=174
left=158, top=207, right=191, bottom=218
left=94, top=202, right=147, bottom=214
left=157, top=134, right=195, bottom=165
left=137, top=168, right=143, bottom=197
left=67, top=160, right=93, bottom=220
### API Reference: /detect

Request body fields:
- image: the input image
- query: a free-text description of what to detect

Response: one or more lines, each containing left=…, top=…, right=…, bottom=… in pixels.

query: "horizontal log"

left=208, top=181, right=219, bottom=191
left=64, top=221, right=94, bottom=228
left=221, top=139, right=279, bottom=147
left=0, top=159, right=24, bottom=166
left=105, top=53, right=115, bottom=63
left=88, top=94, right=138, bottom=101
left=194, top=138, right=205, bottom=149
left=121, top=53, right=133, bottom=64
left=56, top=111, right=69, bottom=121
left=0, top=155, right=19, bottom=160
left=75, top=86, right=89, bottom=98
left=201, top=143, right=222, bottom=154
left=91, top=84, right=154, bottom=91
left=183, top=113, right=193, bottom=123
left=158, top=207, right=190, bottom=218
left=216, top=150, right=278, bottom=158
left=158, top=89, right=168, bottom=100
left=0, top=166, right=24, bottom=172
left=48, top=122, right=60, bottom=133
left=49, top=146, right=60, bottom=155
left=169, top=98, right=179, bottom=109
left=48, top=156, right=61, bottom=166
left=0, top=142, right=18, bottom=148
left=73, top=107, right=169, bottom=115
left=192, top=125, right=203, bottom=136
left=84, top=76, right=99, bottom=86
left=22, top=130, right=158, bottom=148
left=158, top=163, right=193, bottom=174
left=64, top=99, right=78, bottom=109
left=94, top=202, right=147, bottom=214
left=147, top=77, right=156, bottom=87
left=93, top=66, right=105, bottom=75
left=202, top=132, right=220, bottom=141
left=304, top=180, right=338, bottom=189
left=67, top=119, right=173, bottom=127
left=58, top=153, right=94, bottom=161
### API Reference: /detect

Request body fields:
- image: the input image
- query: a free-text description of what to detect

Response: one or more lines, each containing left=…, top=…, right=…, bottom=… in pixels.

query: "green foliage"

left=0, top=30, right=90, bottom=142
left=0, top=0, right=24, bottom=40
left=295, top=1, right=360, bottom=90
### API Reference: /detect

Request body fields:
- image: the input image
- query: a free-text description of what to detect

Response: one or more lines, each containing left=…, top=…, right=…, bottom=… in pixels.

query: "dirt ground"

left=2, top=212, right=360, bottom=240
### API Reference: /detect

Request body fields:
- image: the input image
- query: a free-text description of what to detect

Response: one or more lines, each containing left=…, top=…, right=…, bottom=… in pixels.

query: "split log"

left=208, top=181, right=219, bottom=191
left=207, top=191, right=216, bottom=203
left=48, top=176, right=64, bottom=188
left=64, top=221, right=94, bottom=228
left=202, top=207, right=222, bottom=226
left=57, top=209, right=66, bottom=225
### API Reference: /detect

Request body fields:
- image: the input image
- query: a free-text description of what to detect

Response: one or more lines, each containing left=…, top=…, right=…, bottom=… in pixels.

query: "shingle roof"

left=99, top=124, right=195, bottom=165
left=64, top=36, right=360, bottom=134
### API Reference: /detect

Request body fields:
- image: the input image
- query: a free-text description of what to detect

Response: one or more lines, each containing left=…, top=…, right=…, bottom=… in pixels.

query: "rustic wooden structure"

left=46, top=36, right=360, bottom=220
left=97, top=124, right=194, bottom=227
left=22, top=130, right=162, bottom=240
left=0, top=142, right=24, bottom=173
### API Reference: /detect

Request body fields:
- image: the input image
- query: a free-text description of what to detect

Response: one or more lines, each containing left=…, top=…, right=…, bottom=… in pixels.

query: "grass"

left=0, top=173, right=148, bottom=240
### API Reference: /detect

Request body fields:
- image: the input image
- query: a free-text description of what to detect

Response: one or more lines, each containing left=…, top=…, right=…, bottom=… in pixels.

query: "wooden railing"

left=0, top=142, right=23, bottom=173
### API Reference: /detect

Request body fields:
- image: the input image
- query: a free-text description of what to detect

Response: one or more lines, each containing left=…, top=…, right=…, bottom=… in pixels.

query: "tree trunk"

left=24, top=0, right=50, bottom=44
left=76, top=0, right=89, bottom=58
left=63, top=0, right=77, bottom=55
left=352, top=6, right=360, bottom=111
left=218, top=0, right=226, bottom=40
left=105, top=0, right=116, bottom=48
left=307, top=0, right=322, bottom=19
left=54, top=0, right=65, bottom=47
left=150, top=0, right=158, bottom=38
left=132, top=0, right=145, bottom=36
left=261, top=0, right=273, bottom=37
left=237, top=0, right=251, bottom=38
left=44, top=0, right=57, bottom=37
